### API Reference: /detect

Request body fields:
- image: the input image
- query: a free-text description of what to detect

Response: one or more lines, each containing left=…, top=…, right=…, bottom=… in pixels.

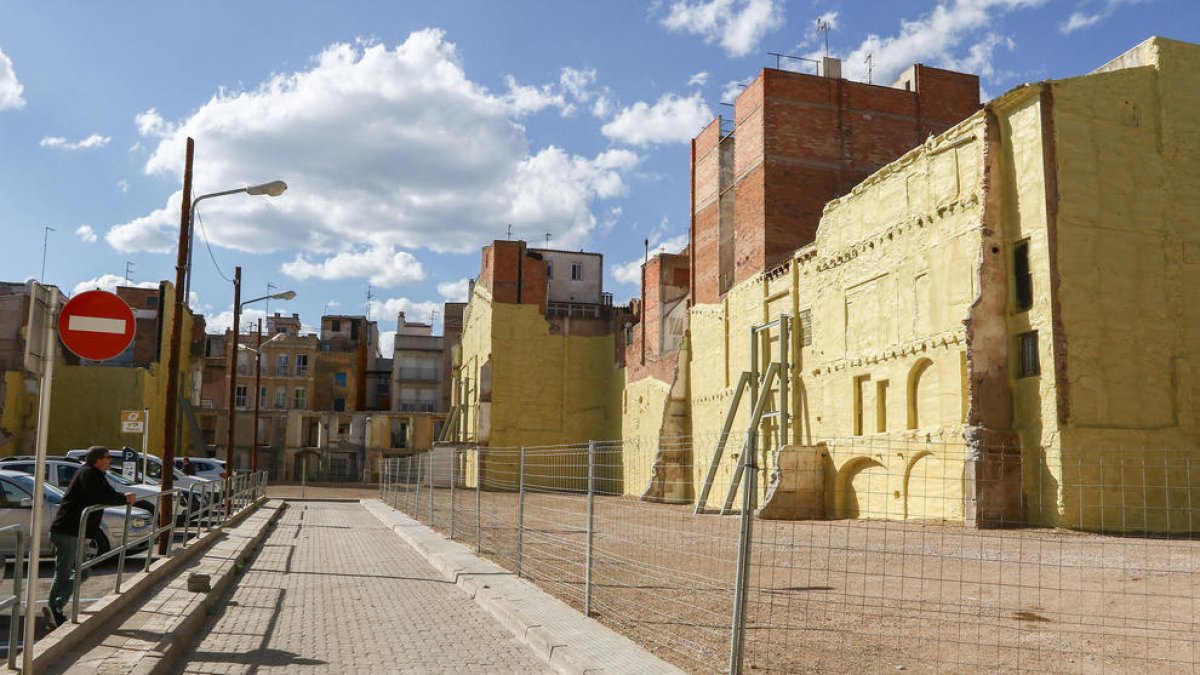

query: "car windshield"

left=8, top=474, right=64, bottom=504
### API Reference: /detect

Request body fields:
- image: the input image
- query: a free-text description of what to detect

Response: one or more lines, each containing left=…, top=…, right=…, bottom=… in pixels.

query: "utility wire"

left=194, top=209, right=232, bottom=283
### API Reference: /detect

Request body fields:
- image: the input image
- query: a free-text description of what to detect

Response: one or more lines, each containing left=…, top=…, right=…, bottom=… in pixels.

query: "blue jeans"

left=48, top=530, right=89, bottom=613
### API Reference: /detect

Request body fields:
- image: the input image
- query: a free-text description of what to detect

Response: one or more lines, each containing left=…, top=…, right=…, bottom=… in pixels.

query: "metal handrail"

left=0, top=524, right=24, bottom=669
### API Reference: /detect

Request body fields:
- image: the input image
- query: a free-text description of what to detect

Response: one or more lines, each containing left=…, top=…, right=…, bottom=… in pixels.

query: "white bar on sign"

left=69, top=315, right=127, bottom=334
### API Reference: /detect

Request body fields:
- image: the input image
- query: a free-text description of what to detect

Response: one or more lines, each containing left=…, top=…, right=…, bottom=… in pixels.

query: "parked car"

left=0, top=455, right=81, bottom=464
left=173, top=457, right=226, bottom=481
left=1, top=459, right=201, bottom=521
left=0, top=470, right=154, bottom=559
left=66, top=449, right=214, bottom=494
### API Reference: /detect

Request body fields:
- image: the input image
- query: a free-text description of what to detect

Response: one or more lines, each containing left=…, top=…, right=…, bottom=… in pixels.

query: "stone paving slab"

left=362, top=499, right=686, bottom=675
left=177, top=501, right=558, bottom=674
left=35, top=500, right=282, bottom=675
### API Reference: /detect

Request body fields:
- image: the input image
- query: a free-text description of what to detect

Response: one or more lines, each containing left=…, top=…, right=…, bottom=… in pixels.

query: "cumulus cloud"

left=812, top=0, right=1044, bottom=87
left=75, top=225, right=97, bottom=243
left=688, top=71, right=709, bottom=86
left=205, top=307, right=272, bottom=335
left=661, top=0, right=785, bottom=57
left=0, top=47, right=24, bottom=111
left=611, top=232, right=690, bottom=286
left=721, top=79, right=749, bottom=103
left=369, top=297, right=441, bottom=329
left=602, top=92, right=713, bottom=146
left=437, top=278, right=471, bottom=302
left=40, top=134, right=111, bottom=151
left=71, top=274, right=157, bottom=297
left=108, top=31, right=639, bottom=259
left=1060, top=0, right=1147, bottom=34
left=281, top=246, right=426, bottom=287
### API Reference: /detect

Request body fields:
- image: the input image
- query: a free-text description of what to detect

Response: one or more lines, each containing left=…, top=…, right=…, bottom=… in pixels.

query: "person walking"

left=44, top=446, right=135, bottom=627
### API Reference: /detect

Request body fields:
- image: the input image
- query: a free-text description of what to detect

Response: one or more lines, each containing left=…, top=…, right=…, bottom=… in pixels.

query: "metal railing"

left=69, top=471, right=269, bottom=622
left=0, top=524, right=25, bottom=669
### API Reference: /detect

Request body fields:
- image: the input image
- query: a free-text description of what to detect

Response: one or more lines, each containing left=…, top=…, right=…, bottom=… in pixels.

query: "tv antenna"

left=815, top=18, right=832, bottom=57
left=365, top=285, right=374, bottom=319
left=506, top=224, right=513, bottom=240
left=40, top=226, right=55, bottom=280
left=865, top=52, right=874, bottom=85
left=124, top=261, right=135, bottom=284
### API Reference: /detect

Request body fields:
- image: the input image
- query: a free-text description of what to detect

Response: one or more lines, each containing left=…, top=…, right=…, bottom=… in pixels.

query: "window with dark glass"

left=1014, top=240, right=1033, bottom=312
left=1018, top=331, right=1040, bottom=378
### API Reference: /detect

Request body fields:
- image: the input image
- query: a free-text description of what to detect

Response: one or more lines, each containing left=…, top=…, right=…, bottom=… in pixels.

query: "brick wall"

left=691, top=63, right=982, bottom=295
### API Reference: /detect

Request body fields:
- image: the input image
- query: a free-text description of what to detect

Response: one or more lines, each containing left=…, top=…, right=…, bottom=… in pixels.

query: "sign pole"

left=142, top=409, right=149, bottom=480
left=23, top=286, right=59, bottom=671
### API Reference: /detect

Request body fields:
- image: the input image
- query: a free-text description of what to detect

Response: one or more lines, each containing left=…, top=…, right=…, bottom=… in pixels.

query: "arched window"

left=907, top=358, right=936, bottom=429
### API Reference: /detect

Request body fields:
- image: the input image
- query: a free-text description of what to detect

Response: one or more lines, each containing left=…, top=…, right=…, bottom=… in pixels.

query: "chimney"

left=818, top=57, right=842, bottom=79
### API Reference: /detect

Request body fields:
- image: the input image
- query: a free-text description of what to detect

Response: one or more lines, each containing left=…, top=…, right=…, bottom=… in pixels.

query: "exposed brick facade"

left=479, top=240, right=548, bottom=314
left=693, top=62, right=982, bottom=296
left=625, top=252, right=690, bottom=384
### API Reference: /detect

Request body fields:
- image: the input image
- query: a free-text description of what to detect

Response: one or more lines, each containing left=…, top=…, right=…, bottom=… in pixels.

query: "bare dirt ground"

left=384, top=484, right=1200, bottom=674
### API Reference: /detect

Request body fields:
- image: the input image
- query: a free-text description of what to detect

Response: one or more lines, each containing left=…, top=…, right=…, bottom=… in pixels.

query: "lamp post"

left=225, top=279, right=295, bottom=472
left=242, top=323, right=286, bottom=476
left=185, top=180, right=287, bottom=299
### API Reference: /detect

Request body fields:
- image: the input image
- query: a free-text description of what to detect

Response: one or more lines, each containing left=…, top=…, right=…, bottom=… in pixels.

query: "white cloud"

left=108, top=31, right=639, bottom=257
left=75, top=225, right=97, bottom=243
left=205, top=307, right=272, bottom=335
left=720, top=79, right=749, bottom=103
left=816, top=10, right=839, bottom=31
left=281, top=246, right=426, bottom=287
left=40, top=134, right=111, bottom=151
left=1059, top=0, right=1147, bottom=34
left=0, top=47, right=24, bottom=111
left=437, top=278, right=471, bottom=302
left=612, top=233, right=690, bottom=286
left=379, top=330, right=396, bottom=358
left=368, top=297, right=441, bottom=328
left=688, top=71, right=710, bottom=87
left=662, top=0, right=785, bottom=57
left=117, top=179, right=129, bottom=193
left=602, top=92, right=713, bottom=146
left=820, top=0, right=1045, bottom=86
left=71, top=274, right=157, bottom=297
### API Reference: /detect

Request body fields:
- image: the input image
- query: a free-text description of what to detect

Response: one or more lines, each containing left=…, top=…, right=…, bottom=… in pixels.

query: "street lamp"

left=225, top=270, right=295, bottom=473
left=185, top=180, right=288, bottom=299
left=239, top=324, right=286, bottom=475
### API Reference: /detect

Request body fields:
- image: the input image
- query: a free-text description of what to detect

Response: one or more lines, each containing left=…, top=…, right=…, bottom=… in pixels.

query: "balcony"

left=396, top=368, right=440, bottom=382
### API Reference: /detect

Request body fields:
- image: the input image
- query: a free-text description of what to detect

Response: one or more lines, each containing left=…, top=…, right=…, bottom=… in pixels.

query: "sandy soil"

left=384, top=484, right=1200, bottom=674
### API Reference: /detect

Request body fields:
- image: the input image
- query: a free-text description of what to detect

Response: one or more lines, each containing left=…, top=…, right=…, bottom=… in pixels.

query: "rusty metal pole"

left=158, top=137, right=193, bottom=554
left=251, top=318, right=262, bottom=474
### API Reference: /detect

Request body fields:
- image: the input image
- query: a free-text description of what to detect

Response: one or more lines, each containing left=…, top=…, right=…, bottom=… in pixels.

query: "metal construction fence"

left=380, top=436, right=1200, bottom=674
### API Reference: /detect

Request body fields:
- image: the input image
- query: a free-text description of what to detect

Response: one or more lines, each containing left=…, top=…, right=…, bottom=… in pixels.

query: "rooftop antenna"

left=545, top=232, right=552, bottom=247
left=266, top=282, right=277, bottom=316
left=430, top=308, right=439, bottom=327
left=506, top=224, right=513, bottom=240
left=365, top=285, right=374, bottom=319
left=865, top=52, right=874, bottom=85
left=40, top=226, right=55, bottom=281
left=124, top=261, right=135, bottom=285
left=816, top=18, right=832, bottom=57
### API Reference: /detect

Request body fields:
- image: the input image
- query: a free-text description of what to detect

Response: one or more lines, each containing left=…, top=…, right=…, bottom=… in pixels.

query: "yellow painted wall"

left=459, top=285, right=622, bottom=489
left=0, top=371, right=35, bottom=456
left=47, top=365, right=147, bottom=453
left=620, top=375, right=671, bottom=497
left=688, top=115, right=988, bottom=521
left=1045, top=37, right=1200, bottom=532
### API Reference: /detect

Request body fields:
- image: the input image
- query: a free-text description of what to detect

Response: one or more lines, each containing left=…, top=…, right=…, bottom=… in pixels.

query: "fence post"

left=728, top=430, right=758, bottom=675
left=475, top=445, right=482, bottom=554
left=585, top=440, right=596, bottom=617
left=450, top=448, right=457, bottom=539
left=406, top=456, right=414, bottom=513
left=517, top=446, right=526, bottom=578
left=428, top=450, right=434, bottom=525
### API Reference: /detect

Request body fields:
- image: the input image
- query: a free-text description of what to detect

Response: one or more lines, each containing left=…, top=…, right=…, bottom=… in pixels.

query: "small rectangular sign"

left=121, top=410, right=146, bottom=434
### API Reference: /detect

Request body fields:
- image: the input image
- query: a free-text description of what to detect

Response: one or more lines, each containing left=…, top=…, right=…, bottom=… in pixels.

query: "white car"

left=0, top=470, right=154, bottom=559
left=2, top=459, right=203, bottom=522
left=174, top=457, right=227, bottom=481
left=67, top=450, right=216, bottom=494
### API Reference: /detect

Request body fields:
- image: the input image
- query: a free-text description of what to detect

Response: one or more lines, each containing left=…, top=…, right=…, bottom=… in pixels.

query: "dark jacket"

left=49, top=465, right=127, bottom=537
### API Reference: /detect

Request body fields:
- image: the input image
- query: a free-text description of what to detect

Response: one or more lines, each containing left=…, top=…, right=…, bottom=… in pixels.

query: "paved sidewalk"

left=178, top=501, right=556, bottom=674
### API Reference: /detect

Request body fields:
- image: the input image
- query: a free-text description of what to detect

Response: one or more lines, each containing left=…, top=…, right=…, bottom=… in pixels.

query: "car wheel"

left=84, top=533, right=110, bottom=561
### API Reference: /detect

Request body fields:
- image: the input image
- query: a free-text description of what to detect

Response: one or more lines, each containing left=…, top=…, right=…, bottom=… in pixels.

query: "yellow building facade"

left=622, top=36, right=1200, bottom=531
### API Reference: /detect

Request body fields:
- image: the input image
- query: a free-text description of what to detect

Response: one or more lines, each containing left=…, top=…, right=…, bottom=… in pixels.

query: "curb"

left=361, top=499, right=684, bottom=675
left=28, top=499, right=282, bottom=673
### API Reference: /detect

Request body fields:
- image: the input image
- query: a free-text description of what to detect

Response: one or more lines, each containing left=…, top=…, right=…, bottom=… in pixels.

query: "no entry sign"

left=58, top=290, right=135, bottom=361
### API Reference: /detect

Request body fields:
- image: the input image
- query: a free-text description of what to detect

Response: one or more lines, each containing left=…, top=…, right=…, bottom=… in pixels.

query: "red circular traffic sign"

left=58, top=290, right=136, bottom=361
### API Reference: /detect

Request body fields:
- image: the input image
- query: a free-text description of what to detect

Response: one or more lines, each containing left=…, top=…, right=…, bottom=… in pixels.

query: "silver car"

left=0, top=470, right=154, bottom=559
left=2, top=459, right=202, bottom=522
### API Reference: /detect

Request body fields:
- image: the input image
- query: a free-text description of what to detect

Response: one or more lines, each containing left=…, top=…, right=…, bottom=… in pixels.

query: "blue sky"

left=1, top=0, right=1196, bottom=356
